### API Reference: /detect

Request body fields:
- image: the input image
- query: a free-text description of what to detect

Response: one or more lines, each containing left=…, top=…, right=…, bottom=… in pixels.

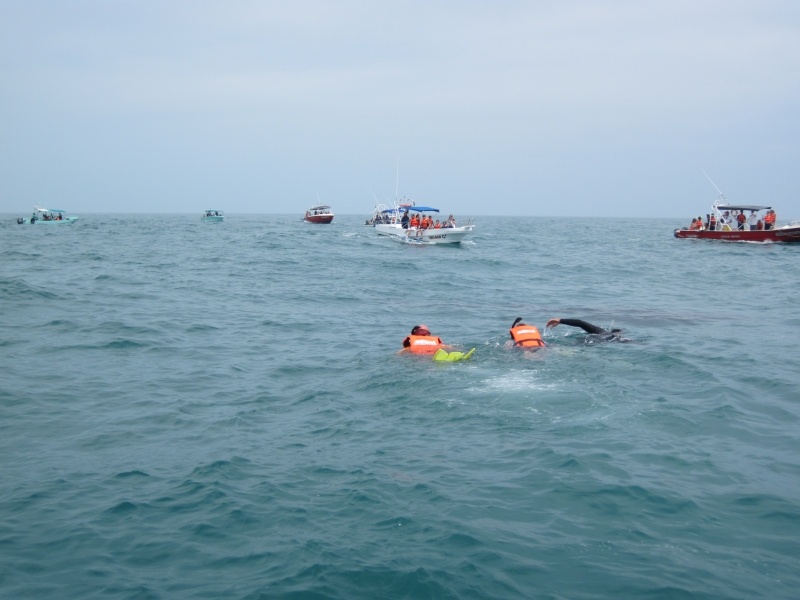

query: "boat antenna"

left=701, top=170, right=726, bottom=201
left=395, top=160, right=399, bottom=202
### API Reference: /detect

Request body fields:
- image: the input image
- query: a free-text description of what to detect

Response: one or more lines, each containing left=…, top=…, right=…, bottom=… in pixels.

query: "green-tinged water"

left=2, top=214, right=799, bottom=599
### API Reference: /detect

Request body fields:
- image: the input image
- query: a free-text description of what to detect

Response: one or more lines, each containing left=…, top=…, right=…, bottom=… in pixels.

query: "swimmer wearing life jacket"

left=509, top=317, right=546, bottom=350
left=545, top=318, right=629, bottom=343
left=402, top=324, right=449, bottom=354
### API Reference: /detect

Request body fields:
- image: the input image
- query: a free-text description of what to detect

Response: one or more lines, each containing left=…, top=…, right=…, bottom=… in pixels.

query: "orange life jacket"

left=410, top=216, right=420, bottom=227
left=509, top=325, right=545, bottom=348
left=765, top=212, right=776, bottom=224
left=736, top=213, right=746, bottom=224
left=403, top=334, right=445, bottom=354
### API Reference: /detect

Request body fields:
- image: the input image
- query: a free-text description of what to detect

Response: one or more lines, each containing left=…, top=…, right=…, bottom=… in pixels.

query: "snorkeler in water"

left=508, top=317, right=546, bottom=350
left=545, top=318, right=629, bottom=343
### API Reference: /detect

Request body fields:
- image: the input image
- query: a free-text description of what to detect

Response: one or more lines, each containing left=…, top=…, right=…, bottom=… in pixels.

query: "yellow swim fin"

left=433, top=348, right=476, bottom=362
left=432, top=349, right=450, bottom=361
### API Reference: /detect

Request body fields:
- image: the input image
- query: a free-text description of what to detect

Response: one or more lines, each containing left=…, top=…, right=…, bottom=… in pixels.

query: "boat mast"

left=701, top=170, right=726, bottom=201
left=395, top=161, right=399, bottom=203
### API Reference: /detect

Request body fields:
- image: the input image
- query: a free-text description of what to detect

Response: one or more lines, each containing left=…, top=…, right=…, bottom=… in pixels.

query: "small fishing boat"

left=17, top=206, right=79, bottom=224
left=674, top=200, right=800, bottom=243
left=201, top=210, right=224, bottom=222
left=369, top=202, right=474, bottom=244
left=304, top=205, right=334, bottom=224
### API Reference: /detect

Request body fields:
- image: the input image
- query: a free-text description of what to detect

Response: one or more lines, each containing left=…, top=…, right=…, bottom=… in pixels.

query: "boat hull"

left=24, top=216, right=79, bottom=224
left=304, top=213, right=334, bottom=224
left=201, top=216, right=224, bottom=222
left=375, top=223, right=474, bottom=244
left=674, top=226, right=800, bottom=243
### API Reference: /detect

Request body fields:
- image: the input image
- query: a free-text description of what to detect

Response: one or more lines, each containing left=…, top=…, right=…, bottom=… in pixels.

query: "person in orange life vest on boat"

left=508, top=317, right=546, bottom=350
left=764, top=209, right=776, bottom=230
left=402, top=324, right=450, bottom=354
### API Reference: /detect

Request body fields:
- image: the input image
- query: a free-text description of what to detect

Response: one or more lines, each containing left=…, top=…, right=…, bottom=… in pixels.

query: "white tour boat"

left=368, top=202, right=474, bottom=244
left=17, top=206, right=79, bottom=225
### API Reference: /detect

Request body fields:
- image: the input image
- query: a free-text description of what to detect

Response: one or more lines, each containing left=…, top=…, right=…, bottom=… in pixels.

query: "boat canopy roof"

left=716, top=204, right=771, bottom=211
left=37, top=207, right=65, bottom=213
left=308, top=205, right=331, bottom=211
left=381, top=205, right=439, bottom=214
left=205, top=209, right=223, bottom=212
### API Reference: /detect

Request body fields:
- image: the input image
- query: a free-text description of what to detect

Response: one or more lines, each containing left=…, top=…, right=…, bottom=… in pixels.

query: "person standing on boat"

left=709, top=213, right=717, bottom=231
left=747, top=211, right=758, bottom=231
left=401, top=210, right=410, bottom=229
left=545, top=318, right=628, bottom=343
left=736, top=212, right=746, bottom=231
left=764, top=210, right=776, bottom=230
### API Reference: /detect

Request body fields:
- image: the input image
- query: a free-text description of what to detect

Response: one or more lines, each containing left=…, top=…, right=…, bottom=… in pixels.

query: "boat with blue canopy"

left=17, top=206, right=79, bottom=225
left=368, top=201, right=474, bottom=244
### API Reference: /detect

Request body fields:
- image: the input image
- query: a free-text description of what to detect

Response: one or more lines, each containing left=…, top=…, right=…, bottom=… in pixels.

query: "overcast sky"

left=2, top=1, right=799, bottom=218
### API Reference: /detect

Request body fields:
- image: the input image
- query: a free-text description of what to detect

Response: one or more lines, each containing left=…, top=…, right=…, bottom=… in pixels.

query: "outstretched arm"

left=546, top=318, right=606, bottom=335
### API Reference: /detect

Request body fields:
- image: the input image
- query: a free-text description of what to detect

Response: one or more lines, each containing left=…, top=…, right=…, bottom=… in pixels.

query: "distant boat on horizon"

left=304, top=205, right=334, bottom=224
left=201, top=210, right=224, bottom=222
left=17, top=205, right=79, bottom=225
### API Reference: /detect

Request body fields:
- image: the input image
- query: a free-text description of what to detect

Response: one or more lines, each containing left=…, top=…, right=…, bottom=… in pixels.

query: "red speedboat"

left=304, top=205, right=334, bottom=224
left=674, top=201, right=800, bottom=243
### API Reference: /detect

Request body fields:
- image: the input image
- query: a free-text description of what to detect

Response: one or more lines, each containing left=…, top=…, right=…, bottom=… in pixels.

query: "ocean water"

left=1, top=213, right=799, bottom=599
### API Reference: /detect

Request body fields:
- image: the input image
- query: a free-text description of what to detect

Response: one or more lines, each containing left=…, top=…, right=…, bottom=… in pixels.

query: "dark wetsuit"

left=558, top=319, right=626, bottom=343
left=401, top=213, right=410, bottom=229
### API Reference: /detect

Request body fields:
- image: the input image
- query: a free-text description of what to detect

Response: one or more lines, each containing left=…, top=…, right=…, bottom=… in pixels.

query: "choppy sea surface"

left=2, top=213, right=799, bottom=599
